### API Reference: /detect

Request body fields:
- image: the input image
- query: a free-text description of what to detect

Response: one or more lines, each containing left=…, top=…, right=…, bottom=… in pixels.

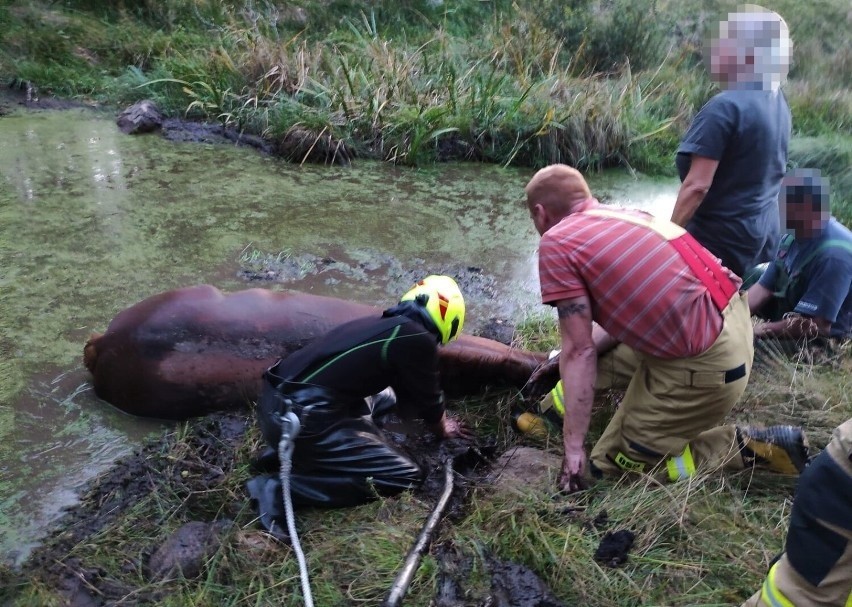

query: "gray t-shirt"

left=677, top=87, right=791, bottom=277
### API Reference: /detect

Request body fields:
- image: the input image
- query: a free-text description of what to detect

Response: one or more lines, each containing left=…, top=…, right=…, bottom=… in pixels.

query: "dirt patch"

left=4, top=410, right=570, bottom=606
left=486, top=446, right=563, bottom=496
left=0, top=82, right=92, bottom=112
left=160, top=118, right=275, bottom=155
left=7, top=414, right=249, bottom=606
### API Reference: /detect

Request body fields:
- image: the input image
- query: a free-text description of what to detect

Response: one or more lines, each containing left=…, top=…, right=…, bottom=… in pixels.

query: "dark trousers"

left=252, top=380, right=423, bottom=509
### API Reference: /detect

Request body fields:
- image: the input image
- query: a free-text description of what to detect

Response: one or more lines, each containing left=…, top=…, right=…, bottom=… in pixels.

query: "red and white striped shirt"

left=538, top=206, right=741, bottom=359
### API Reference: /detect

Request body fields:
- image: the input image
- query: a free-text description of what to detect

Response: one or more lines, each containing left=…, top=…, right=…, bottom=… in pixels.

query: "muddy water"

left=0, top=105, right=677, bottom=565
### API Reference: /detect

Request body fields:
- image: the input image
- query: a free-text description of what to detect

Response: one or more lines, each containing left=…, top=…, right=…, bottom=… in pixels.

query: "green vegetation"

left=1, top=1, right=849, bottom=195
left=0, top=4, right=849, bottom=601
left=1, top=323, right=849, bottom=605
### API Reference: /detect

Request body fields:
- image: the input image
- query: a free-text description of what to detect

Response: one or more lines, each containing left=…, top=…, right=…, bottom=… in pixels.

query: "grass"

left=2, top=321, right=849, bottom=606
left=1, top=0, right=849, bottom=175
left=787, top=135, right=852, bottom=225
left=0, top=1, right=849, bottom=602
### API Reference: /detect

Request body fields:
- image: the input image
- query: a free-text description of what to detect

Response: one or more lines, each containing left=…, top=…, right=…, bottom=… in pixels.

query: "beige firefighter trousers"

left=588, top=292, right=755, bottom=478
left=742, top=418, right=852, bottom=607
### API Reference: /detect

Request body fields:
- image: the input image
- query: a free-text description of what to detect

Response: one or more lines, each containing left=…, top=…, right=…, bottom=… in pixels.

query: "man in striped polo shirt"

left=524, top=164, right=808, bottom=493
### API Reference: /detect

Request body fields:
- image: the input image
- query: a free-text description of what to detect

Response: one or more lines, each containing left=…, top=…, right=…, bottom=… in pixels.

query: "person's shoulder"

left=703, top=89, right=741, bottom=110
left=395, top=317, right=437, bottom=341
left=690, top=91, right=741, bottom=127
left=820, top=221, right=852, bottom=263
left=826, top=217, right=852, bottom=240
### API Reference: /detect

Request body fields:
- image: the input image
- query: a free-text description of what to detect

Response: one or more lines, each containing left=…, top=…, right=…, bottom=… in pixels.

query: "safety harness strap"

left=584, top=208, right=738, bottom=312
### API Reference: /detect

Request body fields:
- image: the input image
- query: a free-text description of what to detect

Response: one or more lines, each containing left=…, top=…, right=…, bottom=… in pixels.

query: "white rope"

left=278, top=411, right=314, bottom=607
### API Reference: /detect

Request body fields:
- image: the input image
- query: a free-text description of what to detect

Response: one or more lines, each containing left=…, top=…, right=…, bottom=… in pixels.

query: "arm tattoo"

left=556, top=302, right=587, bottom=318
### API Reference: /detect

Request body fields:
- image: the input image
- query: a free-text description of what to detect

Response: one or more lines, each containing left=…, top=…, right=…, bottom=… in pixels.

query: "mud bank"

left=0, top=411, right=581, bottom=606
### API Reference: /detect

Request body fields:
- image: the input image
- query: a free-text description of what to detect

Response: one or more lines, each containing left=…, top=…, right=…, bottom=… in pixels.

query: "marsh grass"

left=2, top=320, right=848, bottom=606
left=2, top=0, right=849, bottom=173
left=787, top=135, right=852, bottom=225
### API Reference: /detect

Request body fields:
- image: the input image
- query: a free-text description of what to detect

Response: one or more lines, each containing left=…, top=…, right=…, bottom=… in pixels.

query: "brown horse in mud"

left=84, top=285, right=548, bottom=420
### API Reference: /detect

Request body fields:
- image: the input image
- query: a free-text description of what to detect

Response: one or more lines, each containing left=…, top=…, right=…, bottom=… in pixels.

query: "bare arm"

left=592, top=322, right=619, bottom=355
left=555, top=296, right=597, bottom=493
left=746, top=282, right=773, bottom=314
left=671, top=155, right=719, bottom=227
left=521, top=324, right=615, bottom=404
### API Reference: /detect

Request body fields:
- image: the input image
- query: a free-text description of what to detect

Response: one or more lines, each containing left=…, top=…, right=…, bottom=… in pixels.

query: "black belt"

left=724, top=363, right=747, bottom=383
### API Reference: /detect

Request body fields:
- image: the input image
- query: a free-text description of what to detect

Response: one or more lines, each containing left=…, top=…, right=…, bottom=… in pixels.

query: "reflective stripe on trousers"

left=666, top=444, right=697, bottom=481
left=761, top=562, right=795, bottom=607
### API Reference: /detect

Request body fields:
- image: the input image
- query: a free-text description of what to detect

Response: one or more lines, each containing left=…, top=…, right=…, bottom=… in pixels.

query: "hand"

left=521, top=356, right=560, bottom=403
left=437, top=414, right=475, bottom=441
left=558, top=445, right=588, bottom=494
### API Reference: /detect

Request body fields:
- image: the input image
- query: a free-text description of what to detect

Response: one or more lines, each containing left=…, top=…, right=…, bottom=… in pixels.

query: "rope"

left=278, top=411, right=315, bottom=607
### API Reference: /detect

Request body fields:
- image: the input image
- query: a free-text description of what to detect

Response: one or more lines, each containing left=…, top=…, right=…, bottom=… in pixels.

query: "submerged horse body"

left=84, top=285, right=547, bottom=419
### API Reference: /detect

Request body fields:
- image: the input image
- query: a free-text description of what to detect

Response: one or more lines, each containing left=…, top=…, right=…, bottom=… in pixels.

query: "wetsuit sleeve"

left=388, top=327, right=445, bottom=424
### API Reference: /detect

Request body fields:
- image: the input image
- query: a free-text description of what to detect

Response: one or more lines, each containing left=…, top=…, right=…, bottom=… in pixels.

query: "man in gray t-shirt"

left=673, top=8, right=792, bottom=278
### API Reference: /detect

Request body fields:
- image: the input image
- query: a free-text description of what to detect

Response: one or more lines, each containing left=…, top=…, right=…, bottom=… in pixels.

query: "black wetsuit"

left=248, top=307, right=444, bottom=522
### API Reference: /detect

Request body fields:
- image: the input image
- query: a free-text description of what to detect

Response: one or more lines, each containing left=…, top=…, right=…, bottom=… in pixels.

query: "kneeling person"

left=747, top=169, right=852, bottom=340
left=247, top=275, right=471, bottom=535
left=524, top=164, right=809, bottom=494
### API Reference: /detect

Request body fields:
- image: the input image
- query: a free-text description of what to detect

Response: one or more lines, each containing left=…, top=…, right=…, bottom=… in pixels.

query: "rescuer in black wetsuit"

left=247, top=275, right=472, bottom=534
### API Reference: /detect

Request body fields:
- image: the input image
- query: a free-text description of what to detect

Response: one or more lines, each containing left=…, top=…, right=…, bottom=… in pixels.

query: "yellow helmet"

left=400, top=275, right=465, bottom=345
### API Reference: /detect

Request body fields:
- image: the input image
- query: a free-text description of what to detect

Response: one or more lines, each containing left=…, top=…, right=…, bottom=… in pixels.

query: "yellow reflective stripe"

left=614, top=452, right=645, bottom=472
left=760, top=562, right=795, bottom=607
left=551, top=381, right=565, bottom=416
left=846, top=591, right=852, bottom=607
left=584, top=208, right=687, bottom=240
left=666, top=444, right=697, bottom=482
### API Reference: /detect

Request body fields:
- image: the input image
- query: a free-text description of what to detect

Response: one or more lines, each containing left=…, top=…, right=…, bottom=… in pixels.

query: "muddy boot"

left=510, top=409, right=552, bottom=439
left=738, top=425, right=810, bottom=474
left=246, top=476, right=289, bottom=541
left=369, top=387, right=397, bottom=427
left=250, top=447, right=279, bottom=474
left=512, top=379, right=564, bottom=438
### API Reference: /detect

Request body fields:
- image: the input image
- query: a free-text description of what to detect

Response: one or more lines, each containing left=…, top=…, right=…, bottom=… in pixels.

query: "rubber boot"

left=511, top=409, right=552, bottom=439
left=250, top=446, right=279, bottom=474
left=369, top=387, right=397, bottom=427
left=738, top=425, right=810, bottom=474
left=246, top=476, right=289, bottom=541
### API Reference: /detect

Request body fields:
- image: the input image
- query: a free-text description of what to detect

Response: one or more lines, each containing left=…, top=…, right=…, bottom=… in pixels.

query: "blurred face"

left=783, top=197, right=829, bottom=239
left=709, top=37, right=741, bottom=85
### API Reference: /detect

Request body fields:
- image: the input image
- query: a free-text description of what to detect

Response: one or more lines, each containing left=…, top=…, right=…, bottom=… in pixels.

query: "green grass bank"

left=1, top=330, right=849, bottom=606
left=1, top=0, right=849, bottom=218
